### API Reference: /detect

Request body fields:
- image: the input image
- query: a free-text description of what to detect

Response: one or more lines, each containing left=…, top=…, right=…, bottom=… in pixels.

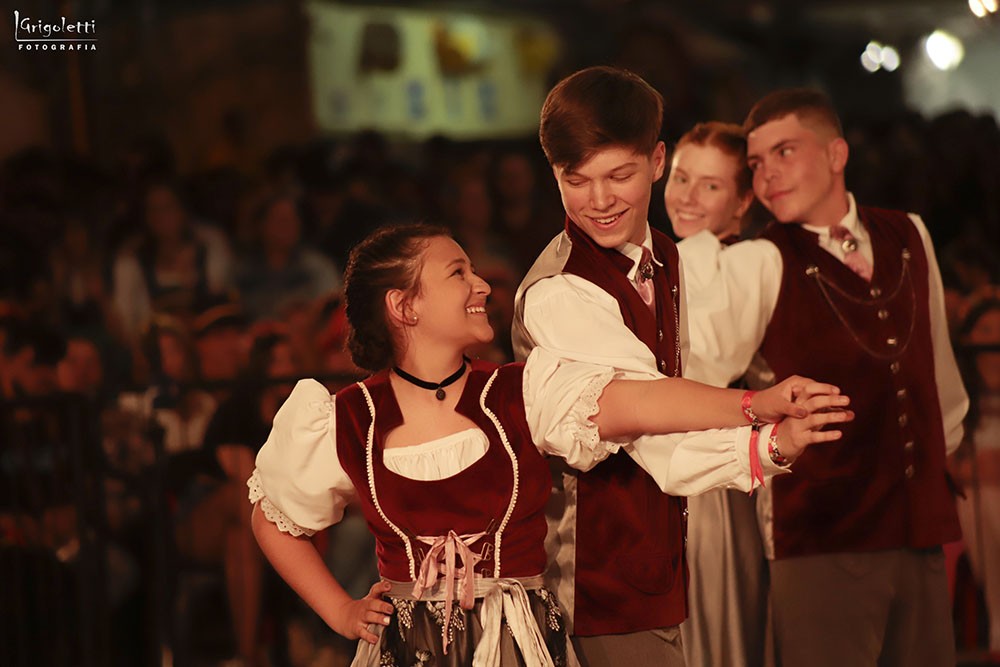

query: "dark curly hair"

left=343, top=223, right=451, bottom=371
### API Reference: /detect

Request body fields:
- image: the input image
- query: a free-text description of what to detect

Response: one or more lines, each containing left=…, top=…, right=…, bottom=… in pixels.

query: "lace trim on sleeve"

left=247, top=468, right=316, bottom=538
left=571, top=370, right=623, bottom=461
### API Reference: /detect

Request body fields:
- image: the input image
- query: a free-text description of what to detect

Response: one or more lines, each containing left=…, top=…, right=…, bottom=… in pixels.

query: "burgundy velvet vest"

left=558, top=220, right=689, bottom=635
left=759, top=207, right=961, bottom=559
left=334, top=361, right=551, bottom=582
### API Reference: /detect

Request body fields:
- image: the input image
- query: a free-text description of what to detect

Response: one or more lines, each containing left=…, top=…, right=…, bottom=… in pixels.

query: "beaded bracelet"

left=768, top=422, right=791, bottom=467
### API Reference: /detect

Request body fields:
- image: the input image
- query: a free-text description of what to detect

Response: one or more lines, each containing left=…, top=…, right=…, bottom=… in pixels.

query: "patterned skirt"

left=351, top=576, right=574, bottom=667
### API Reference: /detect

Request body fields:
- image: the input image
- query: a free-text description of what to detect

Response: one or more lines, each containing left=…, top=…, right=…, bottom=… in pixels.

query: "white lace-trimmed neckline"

left=382, top=428, right=489, bottom=481
left=383, top=427, right=485, bottom=457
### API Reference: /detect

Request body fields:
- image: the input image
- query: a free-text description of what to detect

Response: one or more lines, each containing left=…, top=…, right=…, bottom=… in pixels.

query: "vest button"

left=904, top=464, right=915, bottom=479
left=658, top=329, right=663, bottom=342
left=886, top=337, right=898, bottom=347
left=898, top=414, right=908, bottom=427
left=870, top=287, right=882, bottom=298
left=659, top=360, right=667, bottom=372
left=890, top=361, right=900, bottom=374
left=904, top=440, right=915, bottom=452
left=878, top=309, right=889, bottom=320
left=897, top=388, right=907, bottom=400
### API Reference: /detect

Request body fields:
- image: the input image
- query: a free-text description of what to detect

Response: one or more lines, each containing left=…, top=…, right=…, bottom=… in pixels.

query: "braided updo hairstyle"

left=343, top=223, right=451, bottom=371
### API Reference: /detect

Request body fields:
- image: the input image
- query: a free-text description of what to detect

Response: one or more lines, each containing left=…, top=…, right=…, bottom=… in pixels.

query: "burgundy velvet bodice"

left=335, top=361, right=551, bottom=582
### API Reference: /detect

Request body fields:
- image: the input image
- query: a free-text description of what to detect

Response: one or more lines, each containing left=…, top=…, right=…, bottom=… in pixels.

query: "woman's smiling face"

left=408, top=236, right=494, bottom=350
left=665, top=143, right=751, bottom=239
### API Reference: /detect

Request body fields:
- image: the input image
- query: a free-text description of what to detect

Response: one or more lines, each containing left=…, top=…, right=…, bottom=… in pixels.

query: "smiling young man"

left=679, top=88, right=969, bottom=666
left=509, top=68, right=852, bottom=667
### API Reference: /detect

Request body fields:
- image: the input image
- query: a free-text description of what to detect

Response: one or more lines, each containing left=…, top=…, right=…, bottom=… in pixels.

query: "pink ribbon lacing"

left=411, top=530, right=486, bottom=654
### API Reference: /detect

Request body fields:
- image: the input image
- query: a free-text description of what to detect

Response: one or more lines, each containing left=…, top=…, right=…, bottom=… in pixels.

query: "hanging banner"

left=306, top=1, right=560, bottom=139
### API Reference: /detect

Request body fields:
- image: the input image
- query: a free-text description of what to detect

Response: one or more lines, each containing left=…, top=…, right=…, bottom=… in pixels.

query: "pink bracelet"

left=741, top=390, right=759, bottom=425
left=748, top=422, right=765, bottom=491
left=744, top=390, right=766, bottom=491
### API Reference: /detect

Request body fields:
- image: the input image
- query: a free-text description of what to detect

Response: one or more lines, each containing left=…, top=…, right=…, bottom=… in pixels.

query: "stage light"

left=924, top=30, right=964, bottom=71
left=861, top=51, right=880, bottom=72
left=969, top=0, right=997, bottom=16
left=969, top=0, right=988, bottom=18
left=860, top=41, right=900, bottom=73
left=881, top=46, right=900, bottom=71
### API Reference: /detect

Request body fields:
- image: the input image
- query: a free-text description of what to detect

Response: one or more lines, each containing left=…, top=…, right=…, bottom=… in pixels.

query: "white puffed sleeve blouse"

left=249, top=357, right=625, bottom=536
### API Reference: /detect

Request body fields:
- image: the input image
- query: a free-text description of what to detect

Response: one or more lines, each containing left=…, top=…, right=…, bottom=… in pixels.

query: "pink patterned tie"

left=829, top=225, right=873, bottom=282
left=635, top=246, right=655, bottom=314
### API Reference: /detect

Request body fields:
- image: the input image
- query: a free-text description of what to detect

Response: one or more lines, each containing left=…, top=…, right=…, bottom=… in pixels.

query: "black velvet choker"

left=392, top=357, right=469, bottom=401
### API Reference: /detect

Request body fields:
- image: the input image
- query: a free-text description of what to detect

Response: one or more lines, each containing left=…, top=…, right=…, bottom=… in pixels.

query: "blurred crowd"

left=0, top=128, right=565, bottom=667
left=0, top=103, right=999, bottom=666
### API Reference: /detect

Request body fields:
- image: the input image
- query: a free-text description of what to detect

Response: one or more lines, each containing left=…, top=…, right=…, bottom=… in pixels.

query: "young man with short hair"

left=680, top=88, right=968, bottom=666
left=513, top=68, right=848, bottom=666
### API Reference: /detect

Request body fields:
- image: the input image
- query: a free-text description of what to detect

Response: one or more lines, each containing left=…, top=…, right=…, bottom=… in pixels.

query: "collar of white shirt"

left=801, top=192, right=868, bottom=246
left=616, top=224, right=663, bottom=282
left=800, top=192, right=876, bottom=265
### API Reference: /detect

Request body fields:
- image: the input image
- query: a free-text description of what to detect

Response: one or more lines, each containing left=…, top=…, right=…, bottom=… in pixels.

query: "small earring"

left=410, top=315, right=418, bottom=323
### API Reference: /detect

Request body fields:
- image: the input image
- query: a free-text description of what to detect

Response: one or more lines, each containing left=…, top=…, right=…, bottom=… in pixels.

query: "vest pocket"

left=616, top=549, right=680, bottom=594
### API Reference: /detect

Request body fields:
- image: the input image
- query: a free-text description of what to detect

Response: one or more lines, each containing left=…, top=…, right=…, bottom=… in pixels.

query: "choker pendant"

left=392, top=356, right=469, bottom=401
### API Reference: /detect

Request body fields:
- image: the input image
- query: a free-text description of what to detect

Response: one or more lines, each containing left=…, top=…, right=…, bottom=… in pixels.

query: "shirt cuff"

left=568, top=370, right=625, bottom=467
left=247, top=468, right=317, bottom=537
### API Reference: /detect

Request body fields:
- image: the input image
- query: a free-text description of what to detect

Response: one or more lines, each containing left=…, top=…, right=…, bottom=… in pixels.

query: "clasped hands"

left=750, top=375, right=854, bottom=464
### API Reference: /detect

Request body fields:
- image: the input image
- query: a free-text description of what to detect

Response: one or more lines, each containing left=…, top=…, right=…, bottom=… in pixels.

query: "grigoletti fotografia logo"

left=14, top=9, right=97, bottom=50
